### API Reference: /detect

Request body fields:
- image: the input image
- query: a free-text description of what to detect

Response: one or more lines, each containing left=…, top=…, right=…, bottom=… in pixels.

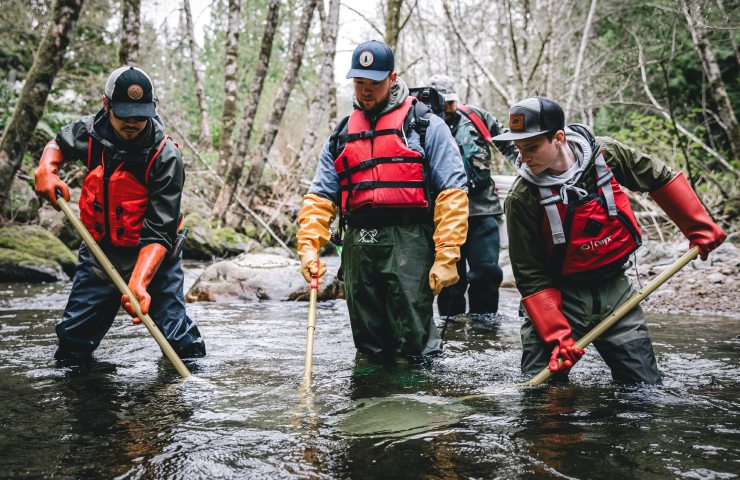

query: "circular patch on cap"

left=359, top=50, right=374, bottom=67
left=128, top=84, right=144, bottom=100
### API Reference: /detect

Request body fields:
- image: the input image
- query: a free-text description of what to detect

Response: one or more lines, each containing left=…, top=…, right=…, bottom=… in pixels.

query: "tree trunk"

left=118, top=0, right=140, bottom=66
left=564, top=0, right=598, bottom=120
left=211, top=0, right=281, bottom=220
left=241, top=0, right=318, bottom=208
left=498, top=0, right=518, bottom=104
left=216, top=0, right=241, bottom=177
left=684, top=0, right=740, bottom=161
left=0, top=0, right=84, bottom=214
left=384, top=0, right=404, bottom=52
left=443, top=1, right=513, bottom=106
left=716, top=0, right=740, bottom=70
left=295, top=0, right=341, bottom=168
left=327, top=75, right=338, bottom=131
left=184, top=0, right=212, bottom=148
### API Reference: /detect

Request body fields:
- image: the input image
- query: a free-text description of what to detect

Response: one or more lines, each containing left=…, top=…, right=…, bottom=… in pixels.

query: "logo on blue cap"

left=359, top=51, right=374, bottom=67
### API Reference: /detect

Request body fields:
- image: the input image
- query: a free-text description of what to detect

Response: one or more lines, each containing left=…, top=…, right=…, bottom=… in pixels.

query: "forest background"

left=1, top=0, right=739, bottom=255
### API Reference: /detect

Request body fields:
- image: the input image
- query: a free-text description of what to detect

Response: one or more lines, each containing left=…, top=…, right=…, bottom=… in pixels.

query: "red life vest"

left=539, top=156, right=642, bottom=276
left=78, top=126, right=170, bottom=247
left=335, top=97, right=427, bottom=214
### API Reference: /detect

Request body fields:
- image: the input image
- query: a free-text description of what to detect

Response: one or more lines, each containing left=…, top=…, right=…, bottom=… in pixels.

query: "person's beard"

left=359, top=87, right=393, bottom=116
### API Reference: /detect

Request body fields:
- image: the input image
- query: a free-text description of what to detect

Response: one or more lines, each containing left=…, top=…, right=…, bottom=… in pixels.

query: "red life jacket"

left=457, top=105, right=492, bottom=142
left=539, top=155, right=642, bottom=276
left=79, top=126, right=170, bottom=247
left=334, top=97, right=428, bottom=214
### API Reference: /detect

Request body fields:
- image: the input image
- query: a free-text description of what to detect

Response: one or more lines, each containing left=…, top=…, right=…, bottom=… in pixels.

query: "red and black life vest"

left=539, top=153, right=642, bottom=276
left=457, top=105, right=492, bottom=142
left=79, top=126, right=170, bottom=247
left=334, top=97, right=428, bottom=214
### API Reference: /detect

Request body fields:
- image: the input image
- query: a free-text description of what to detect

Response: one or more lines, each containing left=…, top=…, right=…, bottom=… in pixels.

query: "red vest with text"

left=540, top=159, right=642, bottom=276
left=335, top=97, right=427, bottom=214
left=79, top=127, right=170, bottom=247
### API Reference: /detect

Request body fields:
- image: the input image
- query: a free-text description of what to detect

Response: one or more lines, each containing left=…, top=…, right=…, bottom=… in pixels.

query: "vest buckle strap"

left=347, top=130, right=373, bottom=141
left=539, top=194, right=562, bottom=206
left=596, top=170, right=614, bottom=188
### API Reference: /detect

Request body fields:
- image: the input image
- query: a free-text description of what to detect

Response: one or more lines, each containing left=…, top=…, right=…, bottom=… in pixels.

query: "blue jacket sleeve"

left=422, top=115, right=468, bottom=194
left=308, top=138, right=341, bottom=206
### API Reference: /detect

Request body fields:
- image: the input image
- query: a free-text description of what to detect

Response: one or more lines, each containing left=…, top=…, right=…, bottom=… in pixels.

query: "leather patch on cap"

left=127, top=84, right=144, bottom=100
left=510, top=114, right=525, bottom=131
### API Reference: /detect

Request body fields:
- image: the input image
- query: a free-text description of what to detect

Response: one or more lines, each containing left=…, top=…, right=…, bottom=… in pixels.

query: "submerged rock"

left=0, top=248, right=66, bottom=282
left=185, top=252, right=344, bottom=303
left=0, top=225, right=77, bottom=278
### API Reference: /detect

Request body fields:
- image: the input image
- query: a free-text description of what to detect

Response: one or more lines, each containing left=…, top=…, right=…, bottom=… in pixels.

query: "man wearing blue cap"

left=296, top=41, right=469, bottom=357
left=34, top=66, right=206, bottom=362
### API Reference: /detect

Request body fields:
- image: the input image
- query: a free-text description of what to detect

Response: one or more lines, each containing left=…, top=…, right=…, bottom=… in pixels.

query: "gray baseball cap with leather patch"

left=492, top=97, right=565, bottom=140
left=427, top=74, right=460, bottom=103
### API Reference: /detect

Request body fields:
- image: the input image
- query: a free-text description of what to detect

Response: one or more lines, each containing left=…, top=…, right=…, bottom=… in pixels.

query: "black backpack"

left=408, top=87, right=445, bottom=121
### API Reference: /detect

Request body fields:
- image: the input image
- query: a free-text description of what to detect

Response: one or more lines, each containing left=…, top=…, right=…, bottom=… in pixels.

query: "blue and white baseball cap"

left=346, top=40, right=395, bottom=81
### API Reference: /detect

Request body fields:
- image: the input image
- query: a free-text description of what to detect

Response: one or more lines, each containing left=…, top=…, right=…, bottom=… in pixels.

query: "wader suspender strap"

left=457, top=105, right=493, bottom=143
left=538, top=153, right=618, bottom=245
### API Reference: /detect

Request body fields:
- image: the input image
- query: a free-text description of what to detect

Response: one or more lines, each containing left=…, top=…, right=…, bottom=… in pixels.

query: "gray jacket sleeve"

left=55, top=115, right=95, bottom=164
left=308, top=138, right=341, bottom=206
left=422, top=115, right=468, bottom=194
left=139, top=140, right=183, bottom=251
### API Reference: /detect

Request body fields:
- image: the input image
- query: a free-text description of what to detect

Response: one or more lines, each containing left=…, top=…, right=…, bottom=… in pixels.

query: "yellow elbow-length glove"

left=296, top=193, right=336, bottom=284
left=429, top=188, right=469, bottom=295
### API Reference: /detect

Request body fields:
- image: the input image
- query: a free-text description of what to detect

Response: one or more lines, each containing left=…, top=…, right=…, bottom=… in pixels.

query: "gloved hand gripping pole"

left=302, top=256, right=319, bottom=384
left=55, top=189, right=192, bottom=378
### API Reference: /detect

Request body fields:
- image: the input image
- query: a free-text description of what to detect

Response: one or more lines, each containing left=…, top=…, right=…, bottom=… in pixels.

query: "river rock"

left=185, top=252, right=344, bottom=303
left=5, top=178, right=39, bottom=223
left=182, top=213, right=253, bottom=260
left=0, top=225, right=77, bottom=278
left=37, top=192, right=83, bottom=250
left=500, top=264, right=516, bottom=288
left=706, top=273, right=726, bottom=284
left=0, top=248, right=66, bottom=282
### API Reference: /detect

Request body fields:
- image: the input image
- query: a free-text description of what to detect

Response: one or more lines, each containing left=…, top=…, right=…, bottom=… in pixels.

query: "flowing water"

left=1, top=262, right=739, bottom=479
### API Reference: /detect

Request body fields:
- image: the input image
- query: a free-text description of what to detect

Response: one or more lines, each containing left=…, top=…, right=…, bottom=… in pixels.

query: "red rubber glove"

left=121, top=243, right=167, bottom=322
left=650, top=172, right=726, bottom=261
left=522, top=288, right=584, bottom=374
left=34, top=141, right=70, bottom=211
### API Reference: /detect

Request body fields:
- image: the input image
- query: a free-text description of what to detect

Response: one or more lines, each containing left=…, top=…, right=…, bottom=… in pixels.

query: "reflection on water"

left=0, top=275, right=738, bottom=479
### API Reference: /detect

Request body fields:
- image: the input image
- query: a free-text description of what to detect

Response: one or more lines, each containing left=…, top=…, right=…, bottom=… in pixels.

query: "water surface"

left=1, top=268, right=738, bottom=479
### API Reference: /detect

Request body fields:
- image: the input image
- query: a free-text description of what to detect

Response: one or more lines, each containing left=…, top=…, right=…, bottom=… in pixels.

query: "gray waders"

left=520, top=273, right=661, bottom=384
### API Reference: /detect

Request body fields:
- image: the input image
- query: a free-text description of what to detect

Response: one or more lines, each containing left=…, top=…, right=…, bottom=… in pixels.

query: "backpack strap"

left=457, top=105, right=493, bottom=143
left=145, top=135, right=170, bottom=184
left=329, top=115, right=351, bottom=161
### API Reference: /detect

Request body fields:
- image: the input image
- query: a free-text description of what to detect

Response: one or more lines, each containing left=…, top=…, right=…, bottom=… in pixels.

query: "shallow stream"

left=1, top=263, right=738, bottom=479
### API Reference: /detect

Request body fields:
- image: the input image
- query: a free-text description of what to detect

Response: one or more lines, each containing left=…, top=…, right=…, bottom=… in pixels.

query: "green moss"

left=0, top=225, right=77, bottom=277
left=213, top=226, right=246, bottom=245
left=0, top=247, right=64, bottom=282
left=243, top=221, right=257, bottom=238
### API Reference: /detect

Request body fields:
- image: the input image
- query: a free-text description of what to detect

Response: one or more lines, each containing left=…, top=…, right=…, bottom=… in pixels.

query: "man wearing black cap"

left=427, top=74, right=519, bottom=318
left=295, top=41, right=469, bottom=357
left=34, top=66, right=206, bottom=362
left=498, top=97, right=726, bottom=383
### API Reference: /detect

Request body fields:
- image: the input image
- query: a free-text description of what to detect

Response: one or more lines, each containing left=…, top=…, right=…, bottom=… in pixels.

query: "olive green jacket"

left=504, top=125, right=674, bottom=298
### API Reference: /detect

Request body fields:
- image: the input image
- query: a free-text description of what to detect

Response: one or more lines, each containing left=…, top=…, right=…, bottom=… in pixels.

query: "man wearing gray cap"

left=427, top=74, right=518, bottom=318
left=34, top=66, right=206, bottom=362
left=499, top=97, right=726, bottom=383
left=296, top=41, right=469, bottom=357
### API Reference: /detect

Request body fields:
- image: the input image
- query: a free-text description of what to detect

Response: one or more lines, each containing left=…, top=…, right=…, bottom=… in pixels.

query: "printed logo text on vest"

left=580, top=236, right=613, bottom=251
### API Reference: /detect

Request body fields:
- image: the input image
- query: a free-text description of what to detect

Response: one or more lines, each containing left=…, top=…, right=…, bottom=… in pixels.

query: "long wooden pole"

left=302, top=268, right=319, bottom=383
left=459, top=246, right=699, bottom=400
left=56, top=193, right=192, bottom=378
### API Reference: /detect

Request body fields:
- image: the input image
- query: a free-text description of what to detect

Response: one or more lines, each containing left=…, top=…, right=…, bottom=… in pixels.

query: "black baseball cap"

left=346, top=40, right=395, bottom=81
left=104, top=66, right=157, bottom=118
left=492, top=97, right=565, bottom=141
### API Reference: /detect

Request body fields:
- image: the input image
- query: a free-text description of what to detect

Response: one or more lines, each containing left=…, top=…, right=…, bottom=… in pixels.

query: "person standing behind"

left=498, top=97, right=725, bottom=383
left=34, top=66, right=206, bottom=362
left=296, top=41, right=469, bottom=357
left=427, top=74, right=519, bottom=317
